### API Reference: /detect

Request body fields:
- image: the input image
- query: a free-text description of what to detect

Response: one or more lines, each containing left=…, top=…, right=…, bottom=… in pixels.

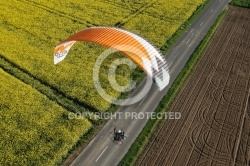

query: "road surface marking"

left=139, top=95, right=147, bottom=105
left=200, top=22, right=203, bottom=26
left=186, top=39, right=190, bottom=44
left=168, top=61, right=173, bottom=68
left=95, top=146, right=108, bottom=162
left=211, top=9, right=213, bottom=12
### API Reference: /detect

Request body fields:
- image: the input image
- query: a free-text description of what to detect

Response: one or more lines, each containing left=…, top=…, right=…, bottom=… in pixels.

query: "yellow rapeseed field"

left=0, top=69, right=91, bottom=165
left=0, top=0, right=205, bottom=111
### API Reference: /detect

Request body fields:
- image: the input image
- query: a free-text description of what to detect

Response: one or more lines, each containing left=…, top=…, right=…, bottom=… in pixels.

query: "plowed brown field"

left=136, top=6, right=250, bottom=166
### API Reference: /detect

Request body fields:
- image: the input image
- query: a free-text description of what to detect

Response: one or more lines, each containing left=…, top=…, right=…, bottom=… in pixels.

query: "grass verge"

left=119, top=9, right=228, bottom=166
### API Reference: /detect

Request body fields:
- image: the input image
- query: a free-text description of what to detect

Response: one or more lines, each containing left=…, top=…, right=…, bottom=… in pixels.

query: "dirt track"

left=136, top=6, right=250, bottom=166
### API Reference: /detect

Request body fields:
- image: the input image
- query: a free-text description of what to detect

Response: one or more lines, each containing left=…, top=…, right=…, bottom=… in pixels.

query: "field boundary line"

left=0, top=55, right=100, bottom=115
left=114, top=1, right=157, bottom=27
left=20, top=0, right=97, bottom=26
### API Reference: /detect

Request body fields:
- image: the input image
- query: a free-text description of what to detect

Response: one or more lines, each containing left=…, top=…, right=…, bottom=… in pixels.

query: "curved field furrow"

left=137, top=6, right=250, bottom=166
left=187, top=7, right=250, bottom=166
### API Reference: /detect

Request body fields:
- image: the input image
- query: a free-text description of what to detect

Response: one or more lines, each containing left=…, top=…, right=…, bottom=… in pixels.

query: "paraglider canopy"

left=53, top=26, right=170, bottom=91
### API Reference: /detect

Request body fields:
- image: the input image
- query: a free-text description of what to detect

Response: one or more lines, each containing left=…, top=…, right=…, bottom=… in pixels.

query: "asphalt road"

left=70, top=0, right=231, bottom=165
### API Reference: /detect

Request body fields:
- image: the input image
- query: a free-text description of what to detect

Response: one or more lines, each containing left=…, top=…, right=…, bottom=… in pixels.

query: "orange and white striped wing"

left=53, top=27, right=170, bottom=91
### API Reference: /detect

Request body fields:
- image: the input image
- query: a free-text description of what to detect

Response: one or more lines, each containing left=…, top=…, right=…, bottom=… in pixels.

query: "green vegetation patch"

left=230, top=0, right=250, bottom=8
